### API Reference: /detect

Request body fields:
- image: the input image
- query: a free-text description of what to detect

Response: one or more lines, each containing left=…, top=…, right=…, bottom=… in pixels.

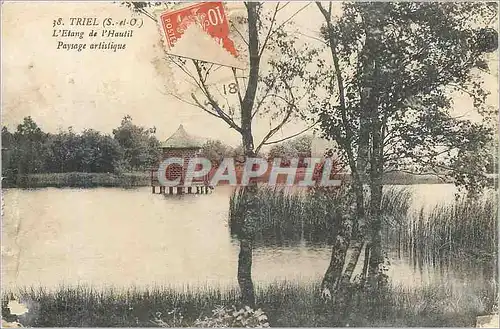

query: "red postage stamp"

left=158, top=2, right=238, bottom=58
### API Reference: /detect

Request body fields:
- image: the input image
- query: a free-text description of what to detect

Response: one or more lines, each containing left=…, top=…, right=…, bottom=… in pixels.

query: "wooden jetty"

left=150, top=182, right=214, bottom=195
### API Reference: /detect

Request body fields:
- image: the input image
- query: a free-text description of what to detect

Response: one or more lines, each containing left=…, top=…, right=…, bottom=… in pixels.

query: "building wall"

left=160, top=148, right=202, bottom=185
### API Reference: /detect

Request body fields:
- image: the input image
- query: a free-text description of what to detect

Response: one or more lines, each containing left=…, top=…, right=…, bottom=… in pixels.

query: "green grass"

left=2, top=281, right=495, bottom=327
left=2, top=172, right=151, bottom=188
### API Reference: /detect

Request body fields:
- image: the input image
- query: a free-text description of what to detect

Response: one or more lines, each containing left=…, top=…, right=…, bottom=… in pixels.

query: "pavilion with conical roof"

left=152, top=125, right=211, bottom=195
left=160, top=124, right=202, bottom=149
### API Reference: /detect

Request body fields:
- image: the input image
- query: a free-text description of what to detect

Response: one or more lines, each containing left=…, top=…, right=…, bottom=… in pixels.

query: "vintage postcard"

left=1, top=1, right=499, bottom=327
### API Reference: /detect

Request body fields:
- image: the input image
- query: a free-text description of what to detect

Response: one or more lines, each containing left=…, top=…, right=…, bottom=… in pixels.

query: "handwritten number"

left=228, top=83, right=237, bottom=94
left=222, top=83, right=238, bottom=95
left=228, top=83, right=238, bottom=94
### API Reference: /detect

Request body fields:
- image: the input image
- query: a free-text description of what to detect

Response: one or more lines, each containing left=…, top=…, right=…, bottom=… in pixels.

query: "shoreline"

left=1, top=171, right=495, bottom=189
left=1, top=172, right=150, bottom=189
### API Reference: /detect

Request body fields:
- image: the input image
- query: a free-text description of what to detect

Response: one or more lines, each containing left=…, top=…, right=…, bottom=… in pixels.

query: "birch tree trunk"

left=235, top=2, right=261, bottom=307
left=321, top=214, right=353, bottom=297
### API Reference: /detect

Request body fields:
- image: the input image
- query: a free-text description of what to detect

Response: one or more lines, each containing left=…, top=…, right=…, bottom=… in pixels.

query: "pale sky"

left=1, top=2, right=498, bottom=146
left=1, top=2, right=324, bottom=147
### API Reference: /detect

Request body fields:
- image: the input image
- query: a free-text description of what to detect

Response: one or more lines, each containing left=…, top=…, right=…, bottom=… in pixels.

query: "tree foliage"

left=2, top=116, right=161, bottom=181
left=310, top=1, right=498, bottom=305
left=3, top=117, right=47, bottom=175
left=199, top=139, right=235, bottom=165
left=312, top=2, right=498, bottom=193
left=267, top=134, right=312, bottom=165
left=112, top=115, right=161, bottom=171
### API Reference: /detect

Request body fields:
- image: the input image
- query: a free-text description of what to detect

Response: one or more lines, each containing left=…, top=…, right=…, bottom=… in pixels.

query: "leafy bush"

left=194, top=306, right=269, bottom=328
left=150, top=306, right=269, bottom=328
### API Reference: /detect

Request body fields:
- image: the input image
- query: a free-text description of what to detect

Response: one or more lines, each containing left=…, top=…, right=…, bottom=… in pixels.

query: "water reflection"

left=1, top=185, right=494, bottom=296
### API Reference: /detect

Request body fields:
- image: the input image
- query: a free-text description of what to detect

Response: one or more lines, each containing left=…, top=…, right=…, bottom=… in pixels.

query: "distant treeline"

left=1, top=116, right=317, bottom=187
left=1, top=116, right=161, bottom=183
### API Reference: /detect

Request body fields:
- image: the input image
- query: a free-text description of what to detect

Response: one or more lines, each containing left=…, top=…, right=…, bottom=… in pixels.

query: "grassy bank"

left=2, top=280, right=495, bottom=327
left=2, top=171, right=485, bottom=189
left=331, top=172, right=497, bottom=186
left=1, top=172, right=151, bottom=188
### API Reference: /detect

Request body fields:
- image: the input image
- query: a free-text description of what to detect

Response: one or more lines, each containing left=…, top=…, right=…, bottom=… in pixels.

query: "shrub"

left=149, top=306, right=269, bottom=328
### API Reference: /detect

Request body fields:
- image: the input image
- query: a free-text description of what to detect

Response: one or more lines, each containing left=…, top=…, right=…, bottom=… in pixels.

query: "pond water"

left=1, top=184, right=493, bottom=293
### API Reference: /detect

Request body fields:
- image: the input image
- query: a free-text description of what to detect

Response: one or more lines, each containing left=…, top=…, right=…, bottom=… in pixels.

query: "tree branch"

left=123, top=2, right=159, bottom=23
left=295, top=31, right=328, bottom=44
left=230, top=22, right=250, bottom=47
left=259, top=2, right=280, bottom=57
left=192, top=61, right=243, bottom=133
left=232, top=67, right=245, bottom=109
left=252, top=76, right=278, bottom=119
left=191, top=94, right=226, bottom=119
left=156, top=86, right=199, bottom=108
left=316, top=2, right=356, bottom=173
left=262, top=120, right=320, bottom=146
left=278, top=3, right=311, bottom=29
left=168, top=56, right=205, bottom=91
left=264, top=3, right=311, bottom=49
left=255, top=81, right=297, bottom=153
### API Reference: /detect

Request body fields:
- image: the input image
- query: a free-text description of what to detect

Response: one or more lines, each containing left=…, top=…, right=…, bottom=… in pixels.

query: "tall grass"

left=229, top=187, right=341, bottom=245
left=2, top=280, right=495, bottom=327
left=228, top=186, right=413, bottom=246
left=399, top=192, right=498, bottom=264
left=380, top=187, right=413, bottom=226
left=229, top=185, right=497, bottom=269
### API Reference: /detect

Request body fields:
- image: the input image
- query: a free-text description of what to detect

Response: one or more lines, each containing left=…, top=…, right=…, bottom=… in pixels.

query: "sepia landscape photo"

left=1, top=1, right=499, bottom=327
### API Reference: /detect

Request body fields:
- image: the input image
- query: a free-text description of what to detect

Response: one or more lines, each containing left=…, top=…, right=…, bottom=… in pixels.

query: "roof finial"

left=161, top=124, right=201, bottom=149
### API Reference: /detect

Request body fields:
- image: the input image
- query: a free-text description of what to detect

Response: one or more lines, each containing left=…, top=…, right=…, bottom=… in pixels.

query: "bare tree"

left=124, top=1, right=322, bottom=306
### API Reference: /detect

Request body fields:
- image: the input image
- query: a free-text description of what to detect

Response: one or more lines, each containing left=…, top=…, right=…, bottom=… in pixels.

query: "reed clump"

left=228, top=186, right=413, bottom=246
left=229, top=185, right=496, bottom=266
left=229, top=186, right=342, bottom=245
left=399, top=192, right=498, bottom=263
